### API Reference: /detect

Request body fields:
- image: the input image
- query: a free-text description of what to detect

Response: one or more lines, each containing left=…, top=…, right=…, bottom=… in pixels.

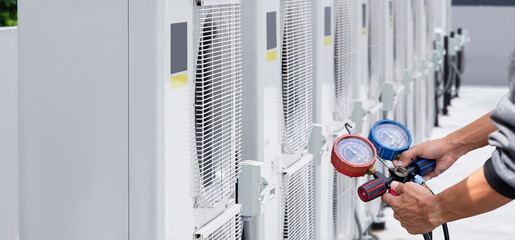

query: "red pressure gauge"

left=331, top=134, right=377, bottom=177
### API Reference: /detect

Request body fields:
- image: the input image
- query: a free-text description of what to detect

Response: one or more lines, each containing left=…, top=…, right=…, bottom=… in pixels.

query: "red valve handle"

left=357, top=178, right=387, bottom=202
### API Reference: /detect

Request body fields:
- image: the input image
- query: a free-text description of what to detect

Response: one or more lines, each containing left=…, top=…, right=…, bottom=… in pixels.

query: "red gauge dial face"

left=332, top=134, right=377, bottom=177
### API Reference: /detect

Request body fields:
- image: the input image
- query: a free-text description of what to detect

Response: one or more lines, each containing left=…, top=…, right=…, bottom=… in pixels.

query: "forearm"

left=426, top=166, right=512, bottom=226
left=444, top=111, right=497, bottom=157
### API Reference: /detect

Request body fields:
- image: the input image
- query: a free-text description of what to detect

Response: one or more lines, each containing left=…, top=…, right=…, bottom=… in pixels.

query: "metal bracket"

left=401, top=70, right=412, bottom=95
left=420, top=59, right=428, bottom=77
left=381, top=82, right=396, bottom=111
left=308, top=124, right=326, bottom=166
left=351, top=100, right=366, bottom=134
left=448, top=36, right=457, bottom=57
left=238, top=161, right=268, bottom=217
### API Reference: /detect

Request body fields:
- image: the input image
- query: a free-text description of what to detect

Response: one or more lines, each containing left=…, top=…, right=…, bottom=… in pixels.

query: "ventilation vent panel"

left=333, top=170, right=354, bottom=240
left=281, top=0, right=314, bottom=154
left=282, top=159, right=315, bottom=240
left=334, top=0, right=358, bottom=121
left=194, top=3, right=242, bottom=208
left=194, top=205, right=243, bottom=240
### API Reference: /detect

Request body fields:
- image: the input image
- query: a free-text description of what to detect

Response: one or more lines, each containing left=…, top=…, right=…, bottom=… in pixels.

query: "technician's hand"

left=393, top=138, right=460, bottom=180
left=381, top=181, right=441, bottom=235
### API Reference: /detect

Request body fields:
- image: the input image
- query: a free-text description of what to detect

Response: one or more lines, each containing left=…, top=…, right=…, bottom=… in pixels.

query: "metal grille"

left=282, top=161, right=315, bottom=240
left=281, top=0, right=314, bottom=154
left=194, top=206, right=243, bottom=240
left=332, top=170, right=354, bottom=240
left=334, top=0, right=358, bottom=121
left=194, top=3, right=242, bottom=208
left=368, top=0, right=385, bottom=102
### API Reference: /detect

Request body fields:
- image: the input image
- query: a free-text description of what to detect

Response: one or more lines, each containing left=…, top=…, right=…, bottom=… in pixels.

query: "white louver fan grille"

left=194, top=206, right=243, bottom=240
left=368, top=0, right=385, bottom=101
left=281, top=0, right=314, bottom=154
left=194, top=3, right=242, bottom=208
left=333, top=170, right=354, bottom=239
left=334, top=0, right=358, bottom=121
left=283, top=161, right=315, bottom=240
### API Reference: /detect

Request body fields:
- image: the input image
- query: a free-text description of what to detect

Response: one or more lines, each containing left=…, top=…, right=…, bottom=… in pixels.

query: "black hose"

left=443, top=222, right=450, bottom=240
left=437, top=63, right=455, bottom=98
left=423, top=233, right=432, bottom=240
left=428, top=190, right=451, bottom=240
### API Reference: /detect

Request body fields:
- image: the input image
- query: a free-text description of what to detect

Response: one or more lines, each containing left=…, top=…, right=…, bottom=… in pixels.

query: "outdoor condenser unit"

left=393, top=0, right=415, bottom=135
left=311, top=0, right=366, bottom=239
left=412, top=0, right=428, bottom=144
left=310, top=1, right=339, bottom=239
left=239, top=0, right=283, bottom=239
left=425, top=0, right=437, bottom=137
left=20, top=0, right=243, bottom=239
left=429, top=0, right=448, bottom=128
left=368, top=0, right=385, bottom=105
left=434, top=0, right=452, bottom=39
left=279, top=0, right=316, bottom=239
left=353, top=0, right=387, bottom=233
left=331, top=0, right=362, bottom=239
left=380, top=0, right=398, bottom=120
left=239, top=0, right=315, bottom=239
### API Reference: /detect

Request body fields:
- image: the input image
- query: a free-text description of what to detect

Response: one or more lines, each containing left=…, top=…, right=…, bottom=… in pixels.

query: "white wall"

left=452, top=6, right=515, bottom=86
left=0, top=27, right=19, bottom=240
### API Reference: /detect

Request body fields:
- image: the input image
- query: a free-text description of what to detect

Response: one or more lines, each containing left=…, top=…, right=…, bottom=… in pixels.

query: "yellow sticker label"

left=389, top=22, right=393, bottom=28
left=171, top=73, right=188, bottom=89
left=362, top=29, right=367, bottom=36
left=266, top=50, right=277, bottom=61
left=324, top=37, right=332, bottom=46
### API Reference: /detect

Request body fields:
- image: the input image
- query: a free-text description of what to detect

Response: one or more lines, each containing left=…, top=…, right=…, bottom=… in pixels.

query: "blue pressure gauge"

left=368, top=120, right=412, bottom=161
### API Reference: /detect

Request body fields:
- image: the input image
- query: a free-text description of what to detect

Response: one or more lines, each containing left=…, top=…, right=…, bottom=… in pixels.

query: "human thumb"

left=391, top=181, right=405, bottom=194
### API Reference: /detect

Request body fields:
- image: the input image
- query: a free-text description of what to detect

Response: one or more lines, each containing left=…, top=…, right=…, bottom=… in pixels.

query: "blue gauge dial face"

left=373, top=123, right=410, bottom=149
left=336, top=137, right=374, bottom=165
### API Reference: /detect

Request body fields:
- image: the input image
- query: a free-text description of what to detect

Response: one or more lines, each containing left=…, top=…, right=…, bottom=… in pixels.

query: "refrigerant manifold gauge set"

left=331, top=120, right=449, bottom=240
left=331, top=120, right=436, bottom=202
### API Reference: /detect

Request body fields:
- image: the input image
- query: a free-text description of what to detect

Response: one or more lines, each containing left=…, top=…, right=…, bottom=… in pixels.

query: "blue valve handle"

left=410, top=158, right=436, bottom=176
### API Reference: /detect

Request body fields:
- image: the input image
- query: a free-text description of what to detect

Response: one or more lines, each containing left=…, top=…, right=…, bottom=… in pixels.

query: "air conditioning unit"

left=412, top=0, right=428, bottom=144
left=280, top=0, right=316, bottom=238
left=393, top=0, right=415, bottom=134
left=310, top=1, right=338, bottom=239
left=425, top=0, right=437, bottom=138
left=381, top=0, right=398, bottom=120
left=352, top=0, right=387, bottom=233
left=239, top=0, right=283, bottom=239
left=169, top=2, right=244, bottom=238
left=239, top=0, right=315, bottom=239
left=368, top=0, right=385, bottom=106
left=331, top=0, right=362, bottom=239
left=20, top=0, right=243, bottom=239
left=434, top=0, right=451, bottom=39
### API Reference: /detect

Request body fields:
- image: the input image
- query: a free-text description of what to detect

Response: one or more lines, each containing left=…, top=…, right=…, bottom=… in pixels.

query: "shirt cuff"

left=484, top=158, right=515, bottom=199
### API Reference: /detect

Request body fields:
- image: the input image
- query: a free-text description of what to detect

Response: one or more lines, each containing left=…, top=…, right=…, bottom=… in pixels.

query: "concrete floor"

left=375, top=85, right=515, bottom=240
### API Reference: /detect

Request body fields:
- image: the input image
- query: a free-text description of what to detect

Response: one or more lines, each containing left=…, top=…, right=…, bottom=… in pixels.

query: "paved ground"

left=374, top=86, right=515, bottom=240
